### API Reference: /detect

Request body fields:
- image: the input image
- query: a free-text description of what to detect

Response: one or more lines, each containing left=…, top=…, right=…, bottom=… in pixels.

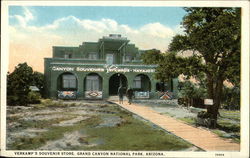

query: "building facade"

left=44, top=34, right=178, bottom=100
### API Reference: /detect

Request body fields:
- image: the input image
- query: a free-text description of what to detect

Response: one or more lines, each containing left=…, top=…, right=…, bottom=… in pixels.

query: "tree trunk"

left=206, top=73, right=214, bottom=114
left=205, top=72, right=224, bottom=128
left=211, top=78, right=224, bottom=128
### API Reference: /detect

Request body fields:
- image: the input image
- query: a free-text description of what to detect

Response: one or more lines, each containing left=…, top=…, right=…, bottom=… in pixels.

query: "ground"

left=134, top=100, right=240, bottom=143
left=6, top=99, right=199, bottom=151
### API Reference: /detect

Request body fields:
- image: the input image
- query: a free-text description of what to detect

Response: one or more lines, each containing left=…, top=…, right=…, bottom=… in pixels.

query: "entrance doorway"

left=109, top=73, right=127, bottom=95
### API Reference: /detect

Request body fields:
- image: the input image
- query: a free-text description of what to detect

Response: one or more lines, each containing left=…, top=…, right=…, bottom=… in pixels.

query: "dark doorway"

left=156, top=82, right=165, bottom=92
left=109, top=73, right=127, bottom=95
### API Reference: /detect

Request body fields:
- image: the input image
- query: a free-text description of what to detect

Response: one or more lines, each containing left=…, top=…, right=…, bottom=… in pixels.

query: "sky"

left=9, top=6, right=186, bottom=72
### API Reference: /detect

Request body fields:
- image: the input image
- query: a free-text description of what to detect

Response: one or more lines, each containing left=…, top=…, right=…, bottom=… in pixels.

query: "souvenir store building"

left=44, top=34, right=178, bottom=99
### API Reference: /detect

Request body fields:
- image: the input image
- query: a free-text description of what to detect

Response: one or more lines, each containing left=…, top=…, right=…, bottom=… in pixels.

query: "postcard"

left=1, top=1, right=249, bottom=157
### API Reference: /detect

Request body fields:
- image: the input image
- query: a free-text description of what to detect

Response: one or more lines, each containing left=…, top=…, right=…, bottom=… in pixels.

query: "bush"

left=197, top=111, right=211, bottom=118
left=7, top=93, right=30, bottom=106
left=7, top=95, right=19, bottom=106
left=196, top=111, right=212, bottom=127
left=7, top=62, right=45, bottom=106
left=27, top=91, right=41, bottom=104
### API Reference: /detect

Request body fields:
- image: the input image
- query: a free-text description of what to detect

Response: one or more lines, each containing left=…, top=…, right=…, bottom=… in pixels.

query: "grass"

left=81, top=112, right=193, bottom=151
left=219, top=110, right=240, bottom=122
left=188, top=109, right=240, bottom=143
left=17, top=115, right=76, bottom=129
left=211, top=129, right=240, bottom=144
left=217, top=119, right=240, bottom=131
left=32, top=99, right=80, bottom=109
left=162, top=112, right=175, bottom=117
left=7, top=115, right=21, bottom=122
left=7, top=101, right=195, bottom=151
left=9, top=116, right=101, bottom=150
left=215, top=118, right=240, bottom=143
left=179, top=117, right=196, bottom=125
left=152, top=104, right=240, bottom=144
left=85, top=127, right=192, bottom=151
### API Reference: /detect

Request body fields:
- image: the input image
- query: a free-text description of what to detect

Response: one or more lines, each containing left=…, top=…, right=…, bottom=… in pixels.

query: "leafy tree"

left=141, top=50, right=183, bottom=91
left=168, top=8, right=240, bottom=127
left=32, top=71, right=45, bottom=97
left=7, top=62, right=45, bottom=106
left=141, top=49, right=205, bottom=94
left=141, top=49, right=163, bottom=65
left=7, top=63, right=33, bottom=106
left=178, top=81, right=207, bottom=99
left=157, top=52, right=205, bottom=82
left=221, top=86, right=240, bottom=110
left=177, top=80, right=207, bottom=108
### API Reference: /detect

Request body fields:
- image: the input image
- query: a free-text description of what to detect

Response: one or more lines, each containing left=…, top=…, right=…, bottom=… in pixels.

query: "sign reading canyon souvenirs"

left=51, top=65, right=155, bottom=73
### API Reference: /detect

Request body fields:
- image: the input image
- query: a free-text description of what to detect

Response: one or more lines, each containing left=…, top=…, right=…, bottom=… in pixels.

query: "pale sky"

left=9, top=6, right=186, bottom=72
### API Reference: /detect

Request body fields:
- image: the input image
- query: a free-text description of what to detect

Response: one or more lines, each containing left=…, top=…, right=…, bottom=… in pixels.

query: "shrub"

left=27, top=91, right=41, bottom=104
left=7, top=95, right=19, bottom=106
left=7, top=62, right=45, bottom=106
left=197, top=111, right=211, bottom=118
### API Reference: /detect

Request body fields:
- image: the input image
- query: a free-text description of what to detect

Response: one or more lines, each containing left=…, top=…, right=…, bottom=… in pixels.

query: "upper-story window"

left=88, top=53, right=98, bottom=60
left=64, top=54, right=72, bottom=58
left=106, top=54, right=114, bottom=64
left=125, top=55, right=132, bottom=62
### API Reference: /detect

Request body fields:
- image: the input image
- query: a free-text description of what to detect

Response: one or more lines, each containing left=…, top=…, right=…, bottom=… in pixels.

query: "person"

left=126, top=87, right=134, bottom=105
left=117, top=86, right=124, bottom=104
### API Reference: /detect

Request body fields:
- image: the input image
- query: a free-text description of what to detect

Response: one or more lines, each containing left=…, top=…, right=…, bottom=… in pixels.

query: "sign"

left=204, top=99, right=213, bottom=105
left=85, top=91, right=102, bottom=99
left=58, top=91, right=77, bottom=99
left=51, top=65, right=155, bottom=73
left=159, top=91, right=173, bottom=100
left=134, top=91, right=150, bottom=99
left=76, top=67, right=105, bottom=72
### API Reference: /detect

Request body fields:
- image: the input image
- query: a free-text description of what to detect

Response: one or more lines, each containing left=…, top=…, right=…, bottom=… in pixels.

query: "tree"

left=141, top=50, right=183, bottom=91
left=178, top=81, right=207, bottom=99
left=7, top=63, right=34, bottom=106
left=141, top=49, right=205, bottom=93
left=221, top=86, right=240, bottom=110
left=177, top=80, right=207, bottom=108
left=141, top=49, right=163, bottom=65
left=169, top=8, right=241, bottom=127
left=32, top=71, right=45, bottom=97
left=7, top=62, right=45, bottom=106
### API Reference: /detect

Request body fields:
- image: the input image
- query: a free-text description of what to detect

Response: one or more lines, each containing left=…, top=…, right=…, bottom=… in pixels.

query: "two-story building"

left=44, top=34, right=178, bottom=100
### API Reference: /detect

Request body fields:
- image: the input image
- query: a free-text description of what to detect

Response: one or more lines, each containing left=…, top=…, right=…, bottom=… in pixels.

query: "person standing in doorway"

left=126, top=87, right=134, bottom=105
left=118, top=86, right=124, bottom=104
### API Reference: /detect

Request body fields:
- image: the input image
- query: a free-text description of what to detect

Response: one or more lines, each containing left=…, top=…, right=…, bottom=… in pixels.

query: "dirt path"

left=110, top=99, right=240, bottom=151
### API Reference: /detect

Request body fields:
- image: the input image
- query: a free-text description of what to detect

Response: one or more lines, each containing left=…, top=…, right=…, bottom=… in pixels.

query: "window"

left=64, top=54, right=72, bottom=58
left=106, top=54, right=114, bottom=64
left=88, top=53, right=97, bottom=60
left=86, top=75, right=100, bottom=91
left=62, top=74, right=76, bottom=88
left=134, top=76, right=141, bottom=89
left=125, top=55, right=132, bottom=62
